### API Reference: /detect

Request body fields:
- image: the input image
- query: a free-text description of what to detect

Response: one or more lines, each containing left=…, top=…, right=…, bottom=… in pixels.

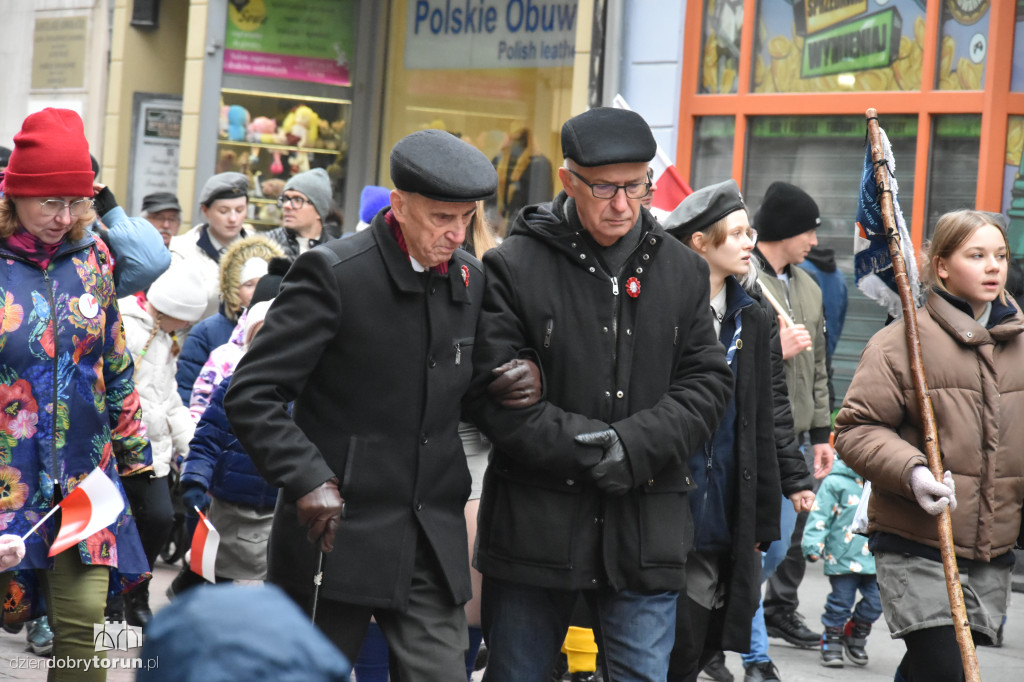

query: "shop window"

left=745, top=114, right=916, bottom=404
left=699, top=0, right=742, bottom=94
left=1013, top=3, right=1024, bottom=91
left=925, top=115, right=980, bottom=239
left=690, top=116, right=735, bottom=189
left=745, top=115, right=917, bottom=245
left=1006, top=116, right=1024, bottom=256
left=750, top=0, right=926, bottom=93
left=217, top=0, right=356, bottom=233
left=935, top=1, right=990, bottom=91
left=380, top=0, right=578, bottom=237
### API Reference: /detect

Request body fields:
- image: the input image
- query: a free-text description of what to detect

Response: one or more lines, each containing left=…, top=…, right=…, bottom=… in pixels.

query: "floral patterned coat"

left=0, top=232, right=152, bottom=623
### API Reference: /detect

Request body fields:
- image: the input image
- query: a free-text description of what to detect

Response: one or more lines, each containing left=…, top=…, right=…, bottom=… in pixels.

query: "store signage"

left=750, top=116, right=917, bottom=139
left=224, top=0, right=355, bottom=86
left=801, top=8, right=902, bottom=78
left=793, top=0, right=868, bottom=36
left=405, top=0, right=579, bottom=70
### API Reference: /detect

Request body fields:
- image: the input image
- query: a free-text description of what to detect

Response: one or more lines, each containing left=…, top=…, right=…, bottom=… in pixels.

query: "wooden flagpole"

left=865, top=108, right=980, bottom=681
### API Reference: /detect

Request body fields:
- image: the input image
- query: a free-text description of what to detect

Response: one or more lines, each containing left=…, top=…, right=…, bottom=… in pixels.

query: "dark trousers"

left=898, top=626, right=975, bottom=682
left=120, top=474, right=174, bottom=569
left=667, top=596, right=727, bottom=682
left=288, top=532, right=467, bottom=682
left=764, top=438, right=818, bottom=618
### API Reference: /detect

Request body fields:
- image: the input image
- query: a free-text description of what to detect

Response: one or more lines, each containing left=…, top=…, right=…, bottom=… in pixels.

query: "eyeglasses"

left=277, top=194, right=310, bottom=209
left=151, top=214, right=181, bottom=226
left=567, top=168, right=651, bottom=200
left=38, top=198, right=94, bottom=217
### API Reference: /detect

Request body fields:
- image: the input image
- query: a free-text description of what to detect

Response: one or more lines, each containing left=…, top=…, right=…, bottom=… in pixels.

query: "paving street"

left=0, top=557, right=1022, bottom=680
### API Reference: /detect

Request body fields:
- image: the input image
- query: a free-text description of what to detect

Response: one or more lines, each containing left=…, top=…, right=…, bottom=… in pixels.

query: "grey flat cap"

left=664, top=179, right=746, bottom=241
left=390, top=130, right=497, bottom=202
left=561, top=108, right=656, bottom=167
left=141, top=191, right=181, bottom=214
left=199, top=172, right=249, bottom=206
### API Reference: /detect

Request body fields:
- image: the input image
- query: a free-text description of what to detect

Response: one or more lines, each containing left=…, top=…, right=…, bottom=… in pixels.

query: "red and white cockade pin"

left=461, top=264, right=470, bottom=287
left=625, top=277, right=641, bottom=298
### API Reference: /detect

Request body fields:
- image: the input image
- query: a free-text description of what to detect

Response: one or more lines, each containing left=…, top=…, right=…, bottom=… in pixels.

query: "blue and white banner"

left=405, top=0, right=579, bottom=70
left=854, top=125, right=922, bottom=318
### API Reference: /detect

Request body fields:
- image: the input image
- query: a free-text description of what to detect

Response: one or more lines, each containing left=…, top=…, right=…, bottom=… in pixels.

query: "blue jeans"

left=741, top=493, right=798, bottom=666
left=481, top=576, right=677, bottom=682
left=822, top=573, right=882, bottom=629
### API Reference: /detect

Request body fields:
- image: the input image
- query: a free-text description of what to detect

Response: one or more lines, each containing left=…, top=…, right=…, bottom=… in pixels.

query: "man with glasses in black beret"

left=468, top=107, right=734, bottom=681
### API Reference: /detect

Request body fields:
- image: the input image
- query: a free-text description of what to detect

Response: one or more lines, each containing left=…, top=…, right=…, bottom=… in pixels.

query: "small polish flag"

left=612, top=95, right=693, bottom=214
left=190, top=509, right=220, bottom=583
left=47, top=467, right=124, bottom=557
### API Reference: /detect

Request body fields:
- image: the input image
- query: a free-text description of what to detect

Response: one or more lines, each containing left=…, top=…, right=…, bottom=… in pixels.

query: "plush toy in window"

left=227, top=105, right=250, bottom=142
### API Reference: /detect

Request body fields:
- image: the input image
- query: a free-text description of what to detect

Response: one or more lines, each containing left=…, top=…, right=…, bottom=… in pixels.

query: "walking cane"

left=310, top=550, right=325, bottom=624
left=865, top=108, right=981, bottom=682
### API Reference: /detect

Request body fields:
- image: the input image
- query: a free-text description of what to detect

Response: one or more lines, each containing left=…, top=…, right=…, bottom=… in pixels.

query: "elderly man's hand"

left=295, top=478, right=344, bottom=553
left=488, top=358, right=542, bottom=408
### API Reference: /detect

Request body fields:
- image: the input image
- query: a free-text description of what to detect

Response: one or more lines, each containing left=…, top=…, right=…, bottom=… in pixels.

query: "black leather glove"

left=488, top=358, right=542, bottom=409
left=181, top=485, right=210, bottom=515
left=574, top=429, right=634, bottom=496
left=295, top=478, right=343, bottom=553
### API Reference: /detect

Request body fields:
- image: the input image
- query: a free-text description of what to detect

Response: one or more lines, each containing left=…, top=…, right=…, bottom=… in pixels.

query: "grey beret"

left=283, top=168, right=332, bottom=223
left=141, top=191, right=181, bottom=214
left=390, top=130, right=497, bottom=202
left=664, top=179, right=746, bottom=241
left=561, top=108, right=656, bottom=167
left=199, top=172, right=249, bottom=206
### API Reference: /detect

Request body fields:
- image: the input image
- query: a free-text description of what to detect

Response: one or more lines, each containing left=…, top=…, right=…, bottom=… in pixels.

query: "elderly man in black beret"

left=468, top=108, right=734, bottom=681
left=224, top=129, right=538, bottom=680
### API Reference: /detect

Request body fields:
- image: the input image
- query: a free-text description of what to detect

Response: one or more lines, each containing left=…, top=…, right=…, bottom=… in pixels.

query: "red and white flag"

left=612, top=95, right=693, bottom=213
left=190, top=509, right=220, bottom=583
left=47, top=467, right=124, bottom=557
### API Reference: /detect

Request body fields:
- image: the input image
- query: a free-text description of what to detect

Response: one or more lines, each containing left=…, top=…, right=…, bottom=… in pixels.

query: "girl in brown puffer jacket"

left=836, top=210, right=1024, bottom=682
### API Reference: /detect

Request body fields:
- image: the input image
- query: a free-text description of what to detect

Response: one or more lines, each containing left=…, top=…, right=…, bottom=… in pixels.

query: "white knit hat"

left=243, top=300, right=272, bottom=347
left=240, top=257, right=269, bottom=284
left=147, top=264, right=208, bottom=323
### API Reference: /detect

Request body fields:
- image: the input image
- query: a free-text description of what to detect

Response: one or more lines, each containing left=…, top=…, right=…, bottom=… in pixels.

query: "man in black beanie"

left=740, top=181, right=835, bottom=682
left=224, top=129, right=540, bottom=681
left=467, top=108, right=733, bottom=681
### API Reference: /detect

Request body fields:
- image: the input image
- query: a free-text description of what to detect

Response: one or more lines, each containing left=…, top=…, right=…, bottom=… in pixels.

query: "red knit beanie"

left=1, top=108, right=94, bottom=198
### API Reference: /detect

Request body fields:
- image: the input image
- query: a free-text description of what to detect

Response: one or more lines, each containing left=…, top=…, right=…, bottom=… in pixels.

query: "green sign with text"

left=801, top=8, right=902, bottom=78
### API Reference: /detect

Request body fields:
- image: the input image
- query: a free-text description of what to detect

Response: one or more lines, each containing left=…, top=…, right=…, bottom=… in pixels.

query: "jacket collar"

left=926, top=288, right=1024, bottom=345
left=369, top=211, right=474, bottom=304
left=197, top=225, right=248, bottom=263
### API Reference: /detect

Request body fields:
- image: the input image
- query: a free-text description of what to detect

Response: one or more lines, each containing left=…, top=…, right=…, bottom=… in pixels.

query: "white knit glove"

left=909, top=466, right=957, bottom=516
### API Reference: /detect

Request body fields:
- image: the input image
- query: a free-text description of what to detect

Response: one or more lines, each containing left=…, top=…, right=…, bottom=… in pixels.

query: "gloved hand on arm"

left=574, top=428, right=634, bottom=496
left=487, top=358, right=542, bottom=408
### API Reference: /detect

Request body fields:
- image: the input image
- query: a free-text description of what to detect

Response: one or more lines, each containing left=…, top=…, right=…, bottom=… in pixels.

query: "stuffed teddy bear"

left=258, top=178, right=285, bottom=224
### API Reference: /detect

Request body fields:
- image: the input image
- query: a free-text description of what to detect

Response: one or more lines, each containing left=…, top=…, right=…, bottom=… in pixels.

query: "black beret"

left=141, top=191, right=181, bottom=214
left=754, top=181, right=821, bottom=242
left=390, top=130, right=497, bottom=202
left=200, top=172, right=249, bottom=206
left=561, top=108, right=656, bottom=167
left=664, top=179, right=746, bottom=241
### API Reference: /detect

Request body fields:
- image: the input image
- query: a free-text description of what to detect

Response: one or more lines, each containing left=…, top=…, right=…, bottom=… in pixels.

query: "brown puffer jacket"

left=835, top=292, right=1024, bottom=561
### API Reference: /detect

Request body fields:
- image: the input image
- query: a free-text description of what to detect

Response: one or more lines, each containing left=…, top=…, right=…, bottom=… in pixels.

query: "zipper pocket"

left=543, top=319, right=553, bottom=348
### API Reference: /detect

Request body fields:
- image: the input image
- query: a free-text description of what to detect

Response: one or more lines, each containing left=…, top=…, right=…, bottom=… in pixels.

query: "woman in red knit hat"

left=0, top=108, right=152, bottom=681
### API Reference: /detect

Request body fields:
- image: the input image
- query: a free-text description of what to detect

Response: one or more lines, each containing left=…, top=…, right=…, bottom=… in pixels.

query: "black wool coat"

left=468, top=193, right=734, bottom=592
left=706, top=283, right=785, bottom=652
left=224, top=215, right=481, bottom=609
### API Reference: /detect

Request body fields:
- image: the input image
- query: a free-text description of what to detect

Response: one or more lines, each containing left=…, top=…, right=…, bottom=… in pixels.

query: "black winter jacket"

left=226, top=215, right=481, bottom=609
left=469, top=194, right=733, bottom=592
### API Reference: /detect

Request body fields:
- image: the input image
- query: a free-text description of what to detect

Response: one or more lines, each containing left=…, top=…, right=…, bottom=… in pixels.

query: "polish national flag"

left=48, top=467, right=124, bottom=557
left=190, top=509, right=220, bottom=583
left=612, top=95, right=693, bottom=213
